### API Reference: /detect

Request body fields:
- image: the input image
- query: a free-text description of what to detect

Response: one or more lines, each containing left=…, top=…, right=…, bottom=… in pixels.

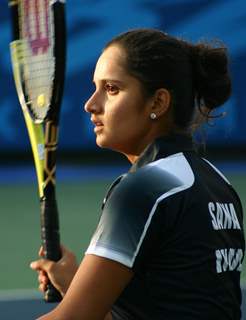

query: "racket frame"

left=9, top=0, right=66, bottom=302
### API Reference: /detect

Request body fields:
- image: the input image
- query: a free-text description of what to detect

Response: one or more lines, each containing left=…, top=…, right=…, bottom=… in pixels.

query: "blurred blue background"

left=0, top=0, right=246, bottom=153
left=0, top=1, right=245, bottom=318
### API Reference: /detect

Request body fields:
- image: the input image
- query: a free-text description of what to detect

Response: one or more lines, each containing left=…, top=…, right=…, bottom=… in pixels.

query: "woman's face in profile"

left=84, top=45, right=154, bottom=157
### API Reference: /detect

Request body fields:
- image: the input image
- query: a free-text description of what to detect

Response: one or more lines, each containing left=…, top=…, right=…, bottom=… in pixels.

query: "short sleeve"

left=85, top=162, right=186, bottom=270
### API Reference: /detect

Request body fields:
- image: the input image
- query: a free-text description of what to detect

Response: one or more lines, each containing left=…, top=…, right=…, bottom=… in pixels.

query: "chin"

left=95, top=136, right=110, bottom=149
left=95, top=136, right=121, bottom=153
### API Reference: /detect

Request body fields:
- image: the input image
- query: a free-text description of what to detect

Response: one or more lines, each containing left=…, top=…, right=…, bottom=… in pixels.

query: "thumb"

left=60, top=245, right=73, bottom=259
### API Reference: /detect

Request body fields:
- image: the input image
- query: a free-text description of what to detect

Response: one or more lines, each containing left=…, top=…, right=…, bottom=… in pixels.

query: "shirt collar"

left=129, top=133, right=195, bottom=172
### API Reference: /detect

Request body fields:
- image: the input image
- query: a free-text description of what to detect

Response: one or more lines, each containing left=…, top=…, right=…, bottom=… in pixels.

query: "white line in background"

left=0, top=289, right=42, bottom=301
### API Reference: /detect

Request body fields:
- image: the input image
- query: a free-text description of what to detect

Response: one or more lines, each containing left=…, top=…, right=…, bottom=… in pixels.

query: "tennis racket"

left=9, top=0, right=66, bottom=302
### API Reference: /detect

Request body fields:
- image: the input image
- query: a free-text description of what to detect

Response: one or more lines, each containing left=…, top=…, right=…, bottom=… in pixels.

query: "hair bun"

left=190, top=42, right=231, bottom=110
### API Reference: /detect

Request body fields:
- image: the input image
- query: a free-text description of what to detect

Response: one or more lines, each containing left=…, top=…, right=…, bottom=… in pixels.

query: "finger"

left=39, top=246, right=45, bottom=257
left=38, top=273, right=49, bottom=285
left=39, top=283, right=47, bottom=293
left=30, top=259, right=54, bottom=273
left=30, top=261, right=41, bottom=271
left=39, top=269, right=47, bottom=277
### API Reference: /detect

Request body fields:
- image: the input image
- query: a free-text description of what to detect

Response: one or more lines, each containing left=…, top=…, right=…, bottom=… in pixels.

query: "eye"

left=104, top=83, right=119, bottom=95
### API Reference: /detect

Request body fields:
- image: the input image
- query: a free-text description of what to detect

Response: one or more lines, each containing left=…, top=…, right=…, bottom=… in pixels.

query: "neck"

left=122, top=134, right=155, bottom=164
left=125, top=154, right=140, bottom=164
left=124, top=130, right=191, bottom=164
left=121, top=119, right=188, bottom=164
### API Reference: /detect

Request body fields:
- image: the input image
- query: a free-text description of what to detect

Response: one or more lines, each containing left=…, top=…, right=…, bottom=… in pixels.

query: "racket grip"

left=40, top=196, right=62, bottom=302
left=45, top=283, right=62, bottom=303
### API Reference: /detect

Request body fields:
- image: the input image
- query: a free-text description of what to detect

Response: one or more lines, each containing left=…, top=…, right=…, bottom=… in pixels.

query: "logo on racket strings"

left=23, top=0, right=50, bottom=55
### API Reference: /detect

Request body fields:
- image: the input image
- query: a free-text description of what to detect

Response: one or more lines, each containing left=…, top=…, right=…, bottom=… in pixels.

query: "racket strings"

left=18, top=0, right=55, bottom=122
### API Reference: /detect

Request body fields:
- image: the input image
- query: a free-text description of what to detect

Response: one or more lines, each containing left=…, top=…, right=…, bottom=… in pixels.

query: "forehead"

left=94, top=45, right=127, bottom=80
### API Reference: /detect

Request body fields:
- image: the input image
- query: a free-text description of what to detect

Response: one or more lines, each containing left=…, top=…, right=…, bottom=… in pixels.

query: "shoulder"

left=105, top=152, right=195, bottom=212
left=87, top=153, right=195, bottom=268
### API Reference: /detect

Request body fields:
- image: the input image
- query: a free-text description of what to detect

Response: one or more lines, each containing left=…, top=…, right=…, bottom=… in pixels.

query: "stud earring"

left=150, top=113, right=157, bottom=120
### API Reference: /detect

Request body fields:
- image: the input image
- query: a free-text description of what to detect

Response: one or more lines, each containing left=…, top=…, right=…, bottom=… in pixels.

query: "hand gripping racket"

left=9, top=0, right=66, bottom=302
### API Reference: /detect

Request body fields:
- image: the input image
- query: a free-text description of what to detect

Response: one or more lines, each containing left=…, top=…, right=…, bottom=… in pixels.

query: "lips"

left=91, top=118, right=104, bottom=133
left=95, top=121, right=103, bottom=127
left=91, top=118, right=103, bottom=127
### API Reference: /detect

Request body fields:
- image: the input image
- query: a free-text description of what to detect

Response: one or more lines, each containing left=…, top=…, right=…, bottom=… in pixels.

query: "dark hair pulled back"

left=104, top=28, right=231, bottom=129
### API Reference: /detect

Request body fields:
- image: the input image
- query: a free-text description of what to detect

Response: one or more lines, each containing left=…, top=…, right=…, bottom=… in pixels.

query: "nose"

left=84, top=91, right=102, bottom=114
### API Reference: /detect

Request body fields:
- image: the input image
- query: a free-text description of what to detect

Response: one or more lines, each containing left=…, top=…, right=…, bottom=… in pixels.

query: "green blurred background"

left=0, top=166, right=245, bottom=292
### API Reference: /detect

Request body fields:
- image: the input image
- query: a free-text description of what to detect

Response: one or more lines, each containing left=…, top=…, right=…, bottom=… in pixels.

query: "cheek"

left=104, top=93, right=150, bottom=137
left=104, top=100, right=128, bottom=127
left=111, top=94, right=144, bottom=119
left=109, top=108, right=148, bottom=141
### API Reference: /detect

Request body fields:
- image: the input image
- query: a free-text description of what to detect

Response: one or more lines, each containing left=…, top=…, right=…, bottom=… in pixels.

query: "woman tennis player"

left=31, top=28, right=245, bottom=319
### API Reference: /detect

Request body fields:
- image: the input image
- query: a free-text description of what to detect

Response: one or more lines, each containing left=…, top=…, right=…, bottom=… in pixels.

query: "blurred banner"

left=0, top=0, right=245, bottom=152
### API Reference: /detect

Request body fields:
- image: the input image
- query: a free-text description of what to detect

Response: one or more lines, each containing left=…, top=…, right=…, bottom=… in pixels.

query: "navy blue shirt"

left=86, top=134, right=245, bottom=319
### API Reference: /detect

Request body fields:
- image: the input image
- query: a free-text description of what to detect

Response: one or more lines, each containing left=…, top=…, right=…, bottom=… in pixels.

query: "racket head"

left=9, top=0, right=66, bottom=124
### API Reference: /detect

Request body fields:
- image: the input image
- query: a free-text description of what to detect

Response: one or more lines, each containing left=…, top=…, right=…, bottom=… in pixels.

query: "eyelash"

left=104, top=83, right=119, bottom=95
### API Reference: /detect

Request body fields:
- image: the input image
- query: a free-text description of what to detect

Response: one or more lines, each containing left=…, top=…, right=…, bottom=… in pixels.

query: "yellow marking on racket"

left=37, top=94, right=46, bottom=108
left=10, top=40, right=45, bottom=197
left=25, top=113, right=45, bottom=197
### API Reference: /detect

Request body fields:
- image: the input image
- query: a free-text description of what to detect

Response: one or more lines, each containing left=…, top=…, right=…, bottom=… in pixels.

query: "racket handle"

left=45, top=283, right=62, bottom=303
left=40, top=196, right=62, bottom=302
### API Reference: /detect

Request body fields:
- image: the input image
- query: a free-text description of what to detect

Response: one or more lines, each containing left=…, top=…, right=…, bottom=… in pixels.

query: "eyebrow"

left=93, top=79, right=125, bottom=86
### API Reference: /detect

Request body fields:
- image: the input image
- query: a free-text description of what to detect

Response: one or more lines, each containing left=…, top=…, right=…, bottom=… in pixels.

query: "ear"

left=150, top=88, right=171, bottom=118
